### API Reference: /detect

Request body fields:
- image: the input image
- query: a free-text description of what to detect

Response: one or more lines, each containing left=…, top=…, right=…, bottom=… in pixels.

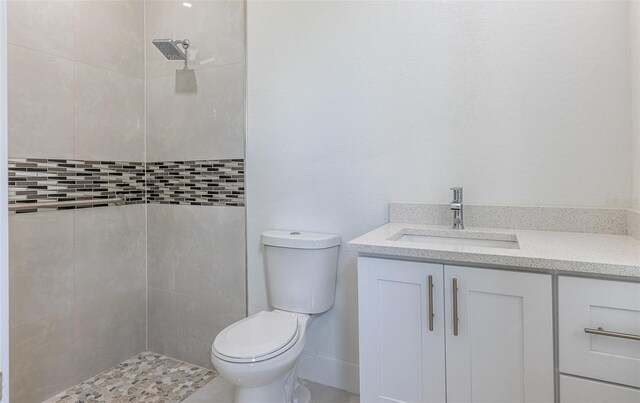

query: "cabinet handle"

left=427, top=275, right=434, bottom=331
left=584, top=327, right=640, bottom=341
left=452, top=278, right=459, bottom=336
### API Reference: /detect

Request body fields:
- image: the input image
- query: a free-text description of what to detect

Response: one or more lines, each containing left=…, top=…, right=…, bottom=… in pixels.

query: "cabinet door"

left=559, top=276, right=640, bottom=388
left=358, top=257, right=445, bottom=403
left=444, top=266, right=554, bottom=403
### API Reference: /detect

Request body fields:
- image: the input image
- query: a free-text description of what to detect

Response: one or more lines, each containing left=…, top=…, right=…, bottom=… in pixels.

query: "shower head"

left=152, top=39, right=190, bottom=61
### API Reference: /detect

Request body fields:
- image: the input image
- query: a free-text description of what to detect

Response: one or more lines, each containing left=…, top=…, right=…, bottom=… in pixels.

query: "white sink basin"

left=390, top=229, right=520, bottom=250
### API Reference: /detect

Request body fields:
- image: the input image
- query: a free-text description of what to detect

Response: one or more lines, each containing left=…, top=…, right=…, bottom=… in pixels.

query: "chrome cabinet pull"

left=584, top=327, right=640, bottom=341
left=452, top=278, right=459, bottom=336
left=427, top=275, right=434, bottom=331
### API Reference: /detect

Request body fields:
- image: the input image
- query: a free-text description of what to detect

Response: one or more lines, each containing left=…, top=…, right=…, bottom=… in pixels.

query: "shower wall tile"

left=10, top=314, right=75, bottom=403
left=73, top=289, right=147, bottom=383
left=146, top=62, right=245, bottom=161
left=8, top=158, right=147, bottom=211
left=175, top=291, right=246, bottom=369
left=145, top=0, right=245, bottom=79
left=147, top=205, right=245, bottom=294
left=173, top=0, right=245, bottom=71
left=74, top=0, right=144, bottom=78
left=146, top=74, right=175, bottom=158
left=148, top=287, right=177, bottom=358
left=147, top=205, right=178, bottom=290
left=74, top=63, right=145, bottom=161
left=145, top=0, right=177, bottom=79
left=147, top=159, right=244, bottom=206
left=7, top=0, right=75, bottom=59
left=172, top=63, right=245, bottom=160
left=147, top=204, right=246, bottom=369
left=8, top=45, right=74, bottom=160
left=173, top=206, right=245, bottom=298
left=9, top=210, right=74, bottom=328
left=74, top=205, right=146, bottom=308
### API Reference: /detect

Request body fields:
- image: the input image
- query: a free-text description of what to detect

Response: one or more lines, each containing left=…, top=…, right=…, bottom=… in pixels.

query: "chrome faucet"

left=450, top=187, right=464, bottom=230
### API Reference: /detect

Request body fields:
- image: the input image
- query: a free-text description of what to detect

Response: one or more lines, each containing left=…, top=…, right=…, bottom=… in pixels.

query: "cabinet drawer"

left=559, top=277, right=640, bottom=388
left=560, top=375, right=640, bottom=403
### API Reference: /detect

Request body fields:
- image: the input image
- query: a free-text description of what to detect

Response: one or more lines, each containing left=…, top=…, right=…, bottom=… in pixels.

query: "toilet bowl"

left=211, top=310, right=312, bottom=403
left=211, top=230, right=341, bottom=403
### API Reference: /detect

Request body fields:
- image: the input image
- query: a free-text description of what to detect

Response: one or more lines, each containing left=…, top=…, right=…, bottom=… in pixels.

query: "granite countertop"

left=348, top=223, right=640, bottom=278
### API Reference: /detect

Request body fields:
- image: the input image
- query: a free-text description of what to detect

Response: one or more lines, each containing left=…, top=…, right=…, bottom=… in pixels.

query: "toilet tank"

left=261, top=230, right=341, bottom=314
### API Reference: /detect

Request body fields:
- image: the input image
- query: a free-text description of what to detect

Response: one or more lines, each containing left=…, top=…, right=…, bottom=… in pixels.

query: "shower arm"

left=174, top=39, right=190, bottom=50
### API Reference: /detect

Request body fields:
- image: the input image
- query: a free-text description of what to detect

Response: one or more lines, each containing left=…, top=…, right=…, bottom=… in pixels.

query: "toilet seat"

left=213, top=311, right=300, bottom=363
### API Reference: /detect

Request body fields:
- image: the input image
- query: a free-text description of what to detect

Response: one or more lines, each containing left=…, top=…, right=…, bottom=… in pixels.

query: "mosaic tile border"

left=147, top=159, right=244, bottom=207
left=8, top=158, right=245, bottom=213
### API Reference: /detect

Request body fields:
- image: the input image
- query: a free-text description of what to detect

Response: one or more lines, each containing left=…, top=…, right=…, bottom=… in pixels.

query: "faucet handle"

left=450, top=187, right=463, bottom=202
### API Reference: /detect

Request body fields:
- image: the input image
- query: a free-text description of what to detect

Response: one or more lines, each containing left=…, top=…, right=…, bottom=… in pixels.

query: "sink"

left=390, top=229, right=520, bottom=250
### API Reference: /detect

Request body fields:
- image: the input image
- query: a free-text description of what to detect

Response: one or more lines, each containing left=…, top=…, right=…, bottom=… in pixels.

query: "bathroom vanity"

left=349, top=204, right=640, bottom=403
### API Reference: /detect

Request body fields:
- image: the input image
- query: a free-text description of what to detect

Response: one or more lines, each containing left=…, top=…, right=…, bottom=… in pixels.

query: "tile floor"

left=183, top=376, right=360, bottom=403
left=42, top=351, right=359, bottom=403
left=44, top=352, right=216, bottom=402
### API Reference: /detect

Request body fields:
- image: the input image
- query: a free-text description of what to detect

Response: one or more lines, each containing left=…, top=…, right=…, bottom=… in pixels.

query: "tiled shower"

left=6, top=1, right=246, bottom=401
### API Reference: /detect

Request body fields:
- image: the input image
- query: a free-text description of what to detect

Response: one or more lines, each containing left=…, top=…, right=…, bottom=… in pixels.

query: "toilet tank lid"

left=261, top=230, right=341, bottom=249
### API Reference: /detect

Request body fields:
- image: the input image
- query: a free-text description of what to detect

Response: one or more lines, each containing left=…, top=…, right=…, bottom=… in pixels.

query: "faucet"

left=450, top=187, right=464, bottom=229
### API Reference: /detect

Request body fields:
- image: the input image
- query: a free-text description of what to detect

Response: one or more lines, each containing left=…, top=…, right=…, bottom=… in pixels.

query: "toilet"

left=211, top=230, right=341, bottom=403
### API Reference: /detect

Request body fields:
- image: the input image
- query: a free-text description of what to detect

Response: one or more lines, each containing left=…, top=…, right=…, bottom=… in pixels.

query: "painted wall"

left=7, top=1, right=146, bottom=401
left=246, top=1, right=635, bottom=392
left=632, top=1, right=640, bottom=210
left=145, top=0, right=246, bottom=369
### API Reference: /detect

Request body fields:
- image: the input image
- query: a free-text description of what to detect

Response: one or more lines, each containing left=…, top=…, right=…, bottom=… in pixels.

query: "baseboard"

left=298, top=351, right=359, bottom=395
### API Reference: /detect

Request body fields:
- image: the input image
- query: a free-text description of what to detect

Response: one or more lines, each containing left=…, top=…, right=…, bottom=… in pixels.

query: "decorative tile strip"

left=8, top=158, right=245, bottom=213
left=146, top=159, right=244, bottom=207
left=8, top=158, right=146, bottom=213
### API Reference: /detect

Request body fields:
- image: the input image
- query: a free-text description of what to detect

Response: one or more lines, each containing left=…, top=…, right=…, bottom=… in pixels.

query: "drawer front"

left=560, top=375, right=640, bottom=403
left=559, top=276, right=640, bottom=387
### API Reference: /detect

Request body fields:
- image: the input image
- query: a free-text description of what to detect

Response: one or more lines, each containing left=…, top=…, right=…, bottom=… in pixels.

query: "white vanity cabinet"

left=558, top=276, right=640, bottom=402
left=358, top=257, right=554, bottom=403
left=358, top=258, right=446, bottom=403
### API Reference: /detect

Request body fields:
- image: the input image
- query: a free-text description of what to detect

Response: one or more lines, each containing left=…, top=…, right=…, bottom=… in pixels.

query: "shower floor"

left=44, top=351, right=217, bottom=402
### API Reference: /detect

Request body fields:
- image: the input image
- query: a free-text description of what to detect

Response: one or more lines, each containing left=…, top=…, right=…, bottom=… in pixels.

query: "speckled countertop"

left=348, top=223, right=640, bottom=278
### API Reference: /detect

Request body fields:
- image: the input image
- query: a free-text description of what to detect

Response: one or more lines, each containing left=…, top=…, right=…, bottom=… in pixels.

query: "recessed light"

left=182, top=2, right=192, bottom=7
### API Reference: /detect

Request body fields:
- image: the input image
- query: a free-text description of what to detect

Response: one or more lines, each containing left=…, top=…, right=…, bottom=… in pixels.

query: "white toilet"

left=211, top=230, right=341, bottom=403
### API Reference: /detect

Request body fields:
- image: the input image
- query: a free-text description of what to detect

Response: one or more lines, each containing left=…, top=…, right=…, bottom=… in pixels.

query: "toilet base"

left=293, top=384, right=311, bottom=403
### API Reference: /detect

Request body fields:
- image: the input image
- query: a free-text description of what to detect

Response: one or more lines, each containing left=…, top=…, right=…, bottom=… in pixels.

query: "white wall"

left=632, top=1, right=640, bottom=209
left=246, top=1, right=635, bottom=392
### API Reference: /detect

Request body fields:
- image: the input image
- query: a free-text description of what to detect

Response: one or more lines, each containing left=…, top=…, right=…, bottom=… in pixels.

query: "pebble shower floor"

left=43, top=352, right=217, bottom=402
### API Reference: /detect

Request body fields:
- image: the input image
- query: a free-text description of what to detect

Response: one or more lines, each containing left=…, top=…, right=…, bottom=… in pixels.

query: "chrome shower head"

left=152, top=39, right=190, bottom=61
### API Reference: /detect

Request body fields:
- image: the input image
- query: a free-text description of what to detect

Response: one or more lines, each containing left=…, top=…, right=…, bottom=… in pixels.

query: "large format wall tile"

left=9, top=210, right=74, bottom=328
left=173, top=206, right=245, bottom=298
left=147, top=204, right=246, bottom=368
left=146, top=74, right=175, bottom=160
left=146, top=63, right=245, bottom=161
left=7, top=0, right=75, bottom=59
left=146, top=0, right=244, bottom=79
left=74, top=63, right=144, bottom=161
left=147, top=205, right=178, bottom=290
left=148, top=287, right=177, bottom=358
left=10, top=314, right=75, bottom=403
left=73, top=289, right=146, bottom=382
left=145, top=0, right=177, bottom=79
left=8, top=45, right=74, bottom=159
left=175, top=291, right=245, bottom=369
left=74, top=205, right=146, bottom=308
left=173, top=0, right=245, bottom=70
left=74, top=0, right=144, bottom=78
left=147, top=204, right=245, bottom=295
